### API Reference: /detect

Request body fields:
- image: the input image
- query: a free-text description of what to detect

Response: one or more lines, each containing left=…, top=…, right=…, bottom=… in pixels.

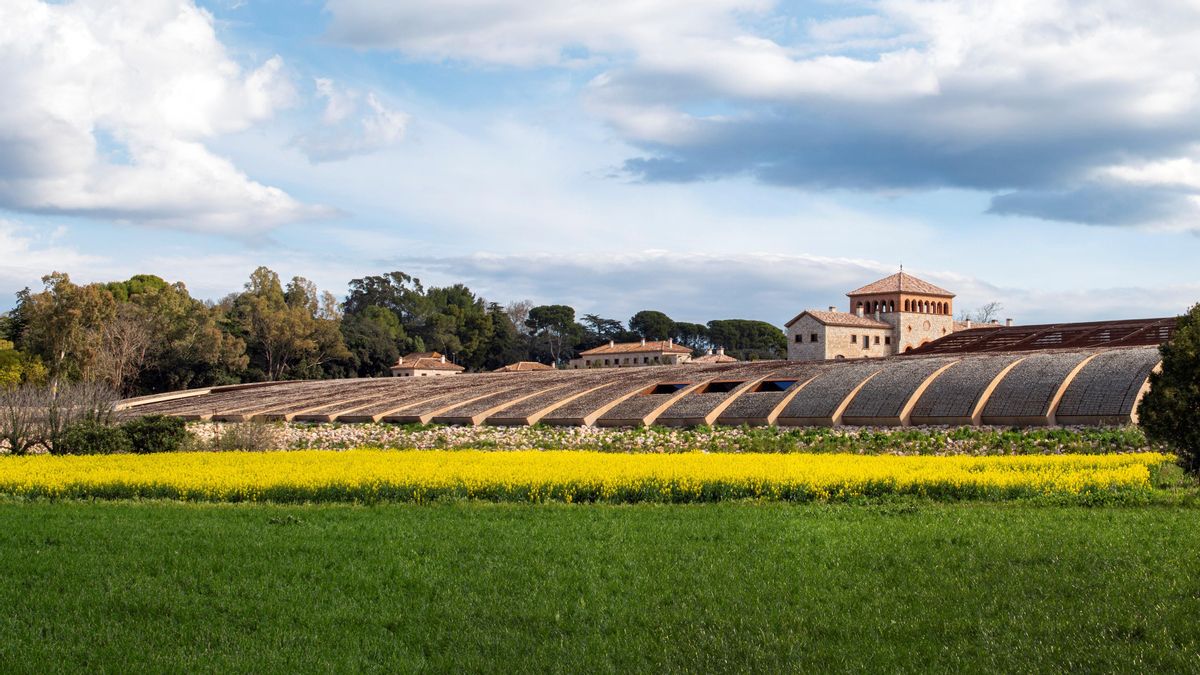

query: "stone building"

left=390, top=351, right=464, bottom=377
left=786, top=270, right=965, bottom=360
left=568, top=339, right=694, bottom=369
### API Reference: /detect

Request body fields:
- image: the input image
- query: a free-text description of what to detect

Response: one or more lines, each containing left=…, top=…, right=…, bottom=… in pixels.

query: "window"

left=874, top=335, right=880, bottom=344
left=755, top=380, right=796, bottom=392
left=643, top=357, right=649, bottom=364
left=701, top=381, right=743, bottom=394
left=851, top=334, right=857, bottom=343
left=885, top=336, right=891, bottom=345
left=862, top=340, right=869, bottom=350
left=795, top=334, right=802, bottom=343
left=810, top=333, right=819, bottom=342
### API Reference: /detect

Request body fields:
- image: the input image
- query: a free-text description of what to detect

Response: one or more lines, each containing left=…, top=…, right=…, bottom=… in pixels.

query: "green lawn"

left=1, top=500, right=1199, bottom=673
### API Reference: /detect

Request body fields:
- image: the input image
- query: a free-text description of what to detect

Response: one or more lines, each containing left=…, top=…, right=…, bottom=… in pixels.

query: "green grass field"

left=2, top=500, right=1199, bottom=673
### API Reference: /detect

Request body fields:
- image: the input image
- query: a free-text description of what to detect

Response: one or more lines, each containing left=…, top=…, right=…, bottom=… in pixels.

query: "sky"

left=2, top=0, right=1200, bottom=326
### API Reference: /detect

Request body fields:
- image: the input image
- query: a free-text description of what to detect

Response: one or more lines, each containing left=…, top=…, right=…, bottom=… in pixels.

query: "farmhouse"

left=786, top=270, right=983, bottom=360
left=390, top=351, right=464, bottom=377
left=568, top=339, right=694, bottom=369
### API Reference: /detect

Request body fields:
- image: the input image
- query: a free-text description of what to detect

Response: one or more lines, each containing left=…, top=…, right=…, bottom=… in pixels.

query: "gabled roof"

left=579, top=340, right=692, bottom=356
left=847, top=271, right=955, bottom=298
left=391, top=351, right=464, bottom=372
left=785, top=310, right=892, bottom=329
left=493, top=361, right=555, bottom=372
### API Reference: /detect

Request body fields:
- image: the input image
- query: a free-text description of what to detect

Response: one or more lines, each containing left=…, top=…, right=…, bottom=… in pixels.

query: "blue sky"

left=3, top=0, right=1200, bottom=325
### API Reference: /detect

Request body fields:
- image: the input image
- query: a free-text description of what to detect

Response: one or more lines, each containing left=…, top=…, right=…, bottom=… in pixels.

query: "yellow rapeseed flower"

left=0, top=450, right=1171, bottom=504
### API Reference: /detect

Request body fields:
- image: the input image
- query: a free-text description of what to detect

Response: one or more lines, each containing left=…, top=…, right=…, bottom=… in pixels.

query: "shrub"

left=0, top=385, right=42, bottom=456
left=121, top=415, right=189, bottom=454
left=54, top=419, right=132, bottom=455
left=212, top=422, right=280, bottom=452
left=1138, top=303, right=1200, bottom=475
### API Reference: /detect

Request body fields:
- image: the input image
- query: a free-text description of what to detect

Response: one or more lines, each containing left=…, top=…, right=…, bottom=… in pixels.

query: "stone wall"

left=787, top=315, right=892, bottom=360
left=885, top=311, right=955, bottom=353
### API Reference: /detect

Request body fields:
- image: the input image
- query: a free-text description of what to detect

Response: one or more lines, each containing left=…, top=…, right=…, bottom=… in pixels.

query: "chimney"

left=705, top=348, right=713, bottom=356
left=1005, top=318, right=1013, bottom=327
left=440, top=355, right=446, bottom=363
left=828, top=305, right=836, bottom=312
left=640, top=338, right=646, bottom=346
left=668, top=338, right=674, bottom=347
left=716, top=347, right=725, bottom=356
left=965, top=320, right=972, bottom=329
left=856, top=307, right=864, bottom=318
left=609, top=339, right=615, bottom=348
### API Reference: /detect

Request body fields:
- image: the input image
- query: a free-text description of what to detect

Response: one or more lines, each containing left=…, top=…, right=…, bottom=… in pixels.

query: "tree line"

left=0, top=268, right=787, bottom=396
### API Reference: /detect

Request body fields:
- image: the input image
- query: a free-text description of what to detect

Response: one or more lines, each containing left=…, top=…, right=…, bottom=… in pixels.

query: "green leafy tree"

left=629, top=310, right=675, bottom=340
left=527, top=305, right=580, bottom=364
left=672, top=322, right=711, bottom=351
left=227, top=268, right=348, bottom=381
left=15, top=272, right=116, bottom=385
left=706, top=319, right=787, bottom=360
left=338, top=306, right=408, bottom=377
left=1138, top=303, right=1200, bottom=474
left=483, top=303, right=527, bottom=369
left=579, top=314, right=638, bottom=351
left=420, top=284, right=494, bottom=369
left=114, top=277, right=248, bottom=393
left=0, top=340, right=47, bottom=388
left=344, top=272, right=428, bottom=325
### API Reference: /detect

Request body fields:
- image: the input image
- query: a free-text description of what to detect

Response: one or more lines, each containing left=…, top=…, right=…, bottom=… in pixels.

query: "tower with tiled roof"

left=786, top=268, right=959, bottom=360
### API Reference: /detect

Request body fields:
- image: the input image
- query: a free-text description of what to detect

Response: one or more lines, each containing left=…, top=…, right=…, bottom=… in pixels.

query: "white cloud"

left=0, top=220, right=102, bottom=292
left=323, top=0, right=1200, bottom=229
left=0, top=0, right=328, bottom=234
left=292, top=79, right=409, bottom=162
left=324, top=0, right=770, bottom=67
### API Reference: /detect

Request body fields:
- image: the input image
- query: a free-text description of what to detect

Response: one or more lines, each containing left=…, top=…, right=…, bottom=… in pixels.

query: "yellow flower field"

left=0, top=449, right=1173, bottom=504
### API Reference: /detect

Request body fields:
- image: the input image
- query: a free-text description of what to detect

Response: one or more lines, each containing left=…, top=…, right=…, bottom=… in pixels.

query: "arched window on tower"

left=889, top=300, right=895, bottom=312
left=904, top=299, right=910, bottom=312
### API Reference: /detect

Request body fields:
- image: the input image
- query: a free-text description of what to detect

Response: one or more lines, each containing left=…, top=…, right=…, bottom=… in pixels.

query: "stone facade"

left=787, top=313, right=893, bottom=361
left=786, top=271, right=965, bottom=361
left=568, top=339, right=693, bottom=369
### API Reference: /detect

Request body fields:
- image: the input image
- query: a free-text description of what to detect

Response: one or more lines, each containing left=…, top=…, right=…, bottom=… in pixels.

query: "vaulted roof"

left=847, top=271, right=955, bottom=298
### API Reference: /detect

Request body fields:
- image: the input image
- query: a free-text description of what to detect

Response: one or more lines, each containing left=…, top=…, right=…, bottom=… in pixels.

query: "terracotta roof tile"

left=689, top=353, right=738, bottom=364
left=391, top=351, right=465, bottom=372
left=493, top=361, right=555, bottom=372
left=785, top=310, right=893, bottom=329
left=847, top=272, right=955, bottom=297
left=579, top=340, right=692, bottom=356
